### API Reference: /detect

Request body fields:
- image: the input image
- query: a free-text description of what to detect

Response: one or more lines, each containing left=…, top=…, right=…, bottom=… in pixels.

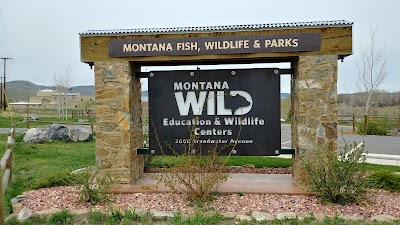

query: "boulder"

left=236, top=214, right=252, bottom=221
left=149, top=209, right=174, bottom=221
left=370, top=215, right=398, bottom=222
left=276, top=212, right=297, bottom=220
left=69, top=127, right=93, bottom=142
left=23, top=128, right=48, bottom=143
left=17, top=207, right=32, bottom=221
left=251, top=211, right=274, bottom=221
left=35, top=208, right=62, bottom=218
left=47, top=124, right=69, bottom=141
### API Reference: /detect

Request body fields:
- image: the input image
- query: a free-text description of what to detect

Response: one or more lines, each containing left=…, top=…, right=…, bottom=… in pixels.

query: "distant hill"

left=141, top=91, right=290, bottom=101
left=68, top=86, right=95, bottom=96
left=6, top=80, right=290, bottom=102
left=6, top=80, right=95, bottom=102
left=338, top=92, right=400, bottom=107
left=280, top=93, right=289, bottom=99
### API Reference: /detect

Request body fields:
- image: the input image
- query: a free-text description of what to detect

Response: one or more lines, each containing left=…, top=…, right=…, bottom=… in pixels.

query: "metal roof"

left=80, top=20, right=353, bottom=36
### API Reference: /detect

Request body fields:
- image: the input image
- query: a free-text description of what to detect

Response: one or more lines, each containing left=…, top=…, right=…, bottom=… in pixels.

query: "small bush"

left=302, top=141, right=368, bottom=204
left=123, top=208, right=140, bottom=222
left=153, top=121, right=234, bottom=203
left=77, top=166, right=116, bottom=205
left=357, top=118, right=389, bottom=135
left=106, top=208, right=124, bottom=225
left=369, top=170, right=400, bottom=192
left=48, top=210, right=74, bottom=225
left=88, top=210, right=108, bottom=225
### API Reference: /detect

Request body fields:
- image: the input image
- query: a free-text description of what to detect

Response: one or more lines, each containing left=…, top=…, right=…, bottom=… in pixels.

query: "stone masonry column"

left=94, top=61, right=144, bottom=184
left=291, top=55, right=338, bottom=188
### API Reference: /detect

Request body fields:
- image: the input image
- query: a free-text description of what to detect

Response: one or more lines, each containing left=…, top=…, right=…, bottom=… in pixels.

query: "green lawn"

left=0, top=116, right=94, bottom=128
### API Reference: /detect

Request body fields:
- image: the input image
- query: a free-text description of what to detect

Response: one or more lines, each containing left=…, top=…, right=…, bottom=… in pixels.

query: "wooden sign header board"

left=149, top=68, right=281, bottom=156
left=109, top=33, right=320, bottom=57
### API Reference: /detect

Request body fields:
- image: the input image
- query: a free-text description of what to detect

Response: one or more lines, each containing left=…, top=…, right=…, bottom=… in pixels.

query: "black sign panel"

left=109, top=33, right=320, bottom=57
left=149, top=68, right=281, bottom=156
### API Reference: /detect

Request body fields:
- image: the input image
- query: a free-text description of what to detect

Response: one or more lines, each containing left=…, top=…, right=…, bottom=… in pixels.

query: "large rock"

left=276, top=212, right=297, bottom=220
left=17, top=207, right=32, bottom=221
left=47, top=124, right=69, bottom=141
left=69, top=128, right=93, bottom=142
left=149, top=209, right=174, bottom=221
left=23, top=128, right=48, bottom=143
left=236, top=214, right=252, bottom=221
left=251, top=211, right=274, bottom=221
left=35, top=208, right=62, bottom=218
left=370, top=215, right=398, bottom=222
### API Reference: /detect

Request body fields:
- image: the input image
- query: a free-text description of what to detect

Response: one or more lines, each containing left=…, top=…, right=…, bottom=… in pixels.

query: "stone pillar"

left=291, top=55, right=338, bottom=188
left=94, top=61, right=144, bottom=184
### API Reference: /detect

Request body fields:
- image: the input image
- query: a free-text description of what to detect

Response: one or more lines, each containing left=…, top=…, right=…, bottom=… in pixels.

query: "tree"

left=53, top=65, right=74, bottom=119
left=356, top=25, right=389, bottom=115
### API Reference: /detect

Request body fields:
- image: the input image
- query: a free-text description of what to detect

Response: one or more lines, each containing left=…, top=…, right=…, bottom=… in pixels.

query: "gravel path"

left=20, top=167, right=400, bottom=219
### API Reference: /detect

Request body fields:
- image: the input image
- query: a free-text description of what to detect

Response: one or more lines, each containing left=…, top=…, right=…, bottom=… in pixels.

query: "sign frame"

left=148, top=68, right=281, bottom=156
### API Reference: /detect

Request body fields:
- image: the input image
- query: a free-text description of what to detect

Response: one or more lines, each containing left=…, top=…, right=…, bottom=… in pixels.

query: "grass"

left=149, top=155, right=292, bottom=168
left=149, top=155, right=400, bottom=172
left=3, top=133, right=96, bottom=215
left=0, top=116, right=94, bottom=128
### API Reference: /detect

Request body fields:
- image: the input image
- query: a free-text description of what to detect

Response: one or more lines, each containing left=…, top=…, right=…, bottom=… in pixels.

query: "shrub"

left=369, top=170, right=400, bottom=192
left=301, top=141, right=368, bottom=204
left=77, top=166, right=116, bottom=205
left=153, top=122, right=235, bottom=203
left=357, top=118, right=389, bottom=135
left=88, top=210, right=108, bottom=225
left=48, top=210, right=74, bottom=225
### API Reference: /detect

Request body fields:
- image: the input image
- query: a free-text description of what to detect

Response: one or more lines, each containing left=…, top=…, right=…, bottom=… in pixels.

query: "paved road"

left=281, top=124, right=400, bottom=155
left=0, top=128, right=27, bottom=134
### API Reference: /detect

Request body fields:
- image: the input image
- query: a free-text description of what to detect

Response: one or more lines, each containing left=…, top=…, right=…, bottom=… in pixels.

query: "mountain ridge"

left=6, top=80, right=95, bottom=101
left=6, top=80, right=291, bottom=102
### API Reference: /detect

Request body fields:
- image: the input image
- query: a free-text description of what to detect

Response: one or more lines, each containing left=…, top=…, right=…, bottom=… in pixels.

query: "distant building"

left=9, top=89, right=94, bottom=110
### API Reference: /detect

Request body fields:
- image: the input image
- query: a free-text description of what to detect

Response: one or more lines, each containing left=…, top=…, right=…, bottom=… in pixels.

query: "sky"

left=0, top=0, right=399, bottom=94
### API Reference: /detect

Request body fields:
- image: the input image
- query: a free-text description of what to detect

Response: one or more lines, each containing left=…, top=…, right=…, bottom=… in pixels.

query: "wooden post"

left=364, top=114, right=368, bottom=134
left=90, top=122, right=94, bottom=134
left=26, top=104, right=30, bottom=129
left=7, top=133, right=13, bottom=184
left=352, top=113, right=355, bottom=132
left=0, top=168, right=4, bottom=225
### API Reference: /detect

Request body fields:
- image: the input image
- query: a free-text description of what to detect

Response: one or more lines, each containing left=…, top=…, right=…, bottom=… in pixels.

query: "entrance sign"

left=149, top=68, right=281, bottom=156
left=109, top=33, right=320, bottom=57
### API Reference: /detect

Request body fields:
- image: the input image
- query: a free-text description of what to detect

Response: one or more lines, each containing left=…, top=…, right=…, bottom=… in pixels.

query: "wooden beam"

left=80, top=27, right=352, bottom=63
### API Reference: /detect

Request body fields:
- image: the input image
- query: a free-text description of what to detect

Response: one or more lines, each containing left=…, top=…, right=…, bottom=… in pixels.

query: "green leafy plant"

left=88, top=210, right=108, bottom=225
left=77, top=166, right=116, bottom=205
left=48, top=210, right=74, bottom=225
left=357, top=118, right=390, bottom=135
left=301, top=140, right=368, bottom=204
left=368, top=170, right=400, bottom=192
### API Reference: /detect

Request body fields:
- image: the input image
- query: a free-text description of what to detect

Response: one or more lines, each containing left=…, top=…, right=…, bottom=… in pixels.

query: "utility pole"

left=0, top=76, right=3, bottom=109
left=1, top=57, right=13, bottom=110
